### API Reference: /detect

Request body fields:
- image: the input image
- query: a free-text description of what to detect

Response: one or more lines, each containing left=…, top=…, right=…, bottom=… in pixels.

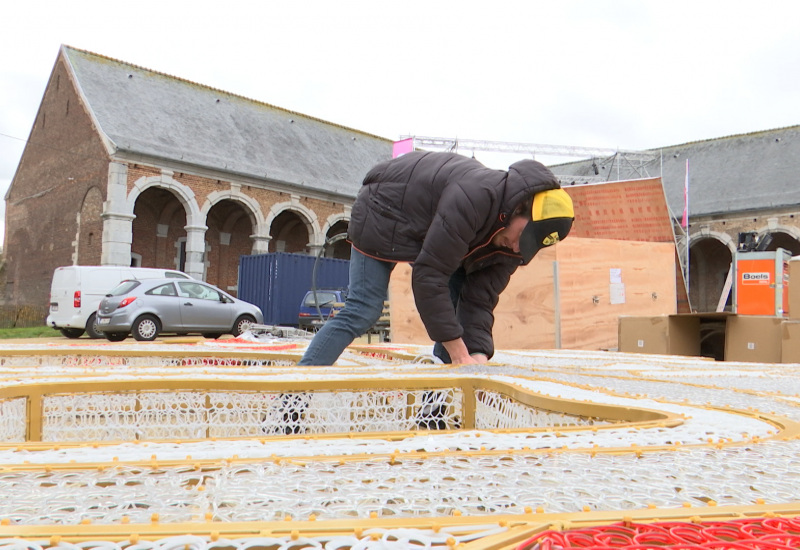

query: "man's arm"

left=411, top=204, right=481, bottom=344
left=411, top=183, right=497, bottom=351
left=456, top=259, right=518, bottom=359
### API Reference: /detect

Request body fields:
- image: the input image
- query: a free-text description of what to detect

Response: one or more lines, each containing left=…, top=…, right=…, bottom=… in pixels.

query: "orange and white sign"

left=741, top=272, right=770, bottom=285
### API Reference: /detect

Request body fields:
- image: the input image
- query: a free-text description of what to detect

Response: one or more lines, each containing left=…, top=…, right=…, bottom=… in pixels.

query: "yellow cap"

left=520, top=189, right=575, bottom=262
left=532, top=189, right=574, bottom=222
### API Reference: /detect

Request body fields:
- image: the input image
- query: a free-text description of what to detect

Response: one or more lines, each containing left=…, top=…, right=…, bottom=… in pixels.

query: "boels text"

left=742, top=272, right=770, bottom=284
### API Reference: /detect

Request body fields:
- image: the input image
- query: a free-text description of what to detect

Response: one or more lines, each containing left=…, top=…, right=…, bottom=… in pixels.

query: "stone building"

left=5, top=46, right=391, bottom=308
left=556, top=125, right=800, bottom=312
left=9, top=46, right=800, bottom=317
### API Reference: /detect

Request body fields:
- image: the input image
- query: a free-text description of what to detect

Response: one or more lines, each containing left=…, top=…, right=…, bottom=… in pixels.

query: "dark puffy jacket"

left=348, top=151, right=559, bottom=357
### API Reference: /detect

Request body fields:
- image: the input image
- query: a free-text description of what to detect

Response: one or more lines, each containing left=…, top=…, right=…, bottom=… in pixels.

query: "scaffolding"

left=400, top=135, right=660, bottom=184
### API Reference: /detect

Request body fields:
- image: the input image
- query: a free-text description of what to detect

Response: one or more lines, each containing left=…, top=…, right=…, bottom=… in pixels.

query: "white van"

left=47, top=266, right=191, bottom=338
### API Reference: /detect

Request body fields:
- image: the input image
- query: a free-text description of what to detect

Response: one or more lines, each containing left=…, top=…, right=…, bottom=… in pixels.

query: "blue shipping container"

left=238, top=252, right=350, bottom=326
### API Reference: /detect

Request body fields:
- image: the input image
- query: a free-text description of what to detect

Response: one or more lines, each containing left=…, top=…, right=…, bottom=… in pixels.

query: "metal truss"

left=401, top=135, right=660, bottom=182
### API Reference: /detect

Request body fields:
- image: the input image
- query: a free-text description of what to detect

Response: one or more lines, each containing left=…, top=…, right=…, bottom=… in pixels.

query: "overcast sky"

left=2, top=1, right=799, bottom=243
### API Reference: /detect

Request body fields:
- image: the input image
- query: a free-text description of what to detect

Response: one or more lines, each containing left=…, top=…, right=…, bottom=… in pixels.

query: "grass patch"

left=0, top=326, right=59, bottom=339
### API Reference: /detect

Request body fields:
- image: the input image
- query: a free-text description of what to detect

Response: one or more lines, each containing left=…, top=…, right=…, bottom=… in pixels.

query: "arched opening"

left=205, top=199, right=255, bottom=296
left=132, top=187, right=188, bottom=272
left=688, top=237, right=733, bottom=312
left=325, top=220, right=350, bottom=259
left=762, top=231, right=800, bottom=255
left=269, top=211, right=310, bottom=254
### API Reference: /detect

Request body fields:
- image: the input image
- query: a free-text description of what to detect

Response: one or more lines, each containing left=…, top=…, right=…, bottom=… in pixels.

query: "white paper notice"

left=610, top=282, right=626, bottom=304
left=609, top=268, right=622, bottom=284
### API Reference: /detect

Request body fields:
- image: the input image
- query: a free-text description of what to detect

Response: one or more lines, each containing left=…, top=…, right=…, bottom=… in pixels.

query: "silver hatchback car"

left=96, top=278, right=264, bottom=341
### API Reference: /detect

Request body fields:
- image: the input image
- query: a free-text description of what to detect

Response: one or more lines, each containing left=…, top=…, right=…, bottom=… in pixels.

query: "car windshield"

left=108, top=280, right=141, bottom=296
left=303, top=291, right=338, bottom=307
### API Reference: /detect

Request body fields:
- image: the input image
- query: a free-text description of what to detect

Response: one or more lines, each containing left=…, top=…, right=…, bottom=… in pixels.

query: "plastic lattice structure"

left=519, top=518, right=800, bottom=549
left=0, top=398, right=25, bottom=442
left=475, top=389, right=605, bottom=429
left=33, top=388, right=464, bottom=442
left=9, top=383, right=621, bottom=444
left=1, top=341, right=800, bottom=549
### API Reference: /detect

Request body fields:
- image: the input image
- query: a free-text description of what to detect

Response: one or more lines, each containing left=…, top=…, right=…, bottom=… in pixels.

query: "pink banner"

left=392, top=138, right=414, bottom=158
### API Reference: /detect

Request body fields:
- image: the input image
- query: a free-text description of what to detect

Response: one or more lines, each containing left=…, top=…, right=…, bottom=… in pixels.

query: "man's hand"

left=442, top=338, right=487, bottom=364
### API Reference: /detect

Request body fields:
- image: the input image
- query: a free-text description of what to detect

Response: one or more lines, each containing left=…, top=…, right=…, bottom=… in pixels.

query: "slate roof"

left=62, top=46, right=392, bottom=198
left=554, top=125, right=800, bottom=219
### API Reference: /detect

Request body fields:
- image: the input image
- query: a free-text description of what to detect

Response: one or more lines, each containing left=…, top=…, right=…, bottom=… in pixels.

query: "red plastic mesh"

left=518, top=517, right=800, bottom=549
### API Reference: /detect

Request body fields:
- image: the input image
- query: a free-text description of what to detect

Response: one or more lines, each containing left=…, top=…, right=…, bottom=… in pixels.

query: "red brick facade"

left=4, top=57, right=110, bottom=307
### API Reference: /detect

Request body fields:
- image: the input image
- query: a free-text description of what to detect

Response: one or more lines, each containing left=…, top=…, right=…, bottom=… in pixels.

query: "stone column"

left=184, top=224, right=208, bottom=280
left=250, top=234, right=271, bottom=255
left=307, top=243, right=324, bottom=257
left=101, top=162, right=135, bottom=266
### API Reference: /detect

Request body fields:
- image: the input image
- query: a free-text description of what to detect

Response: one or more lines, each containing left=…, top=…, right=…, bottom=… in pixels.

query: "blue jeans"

left=299, top=247, right=395, bottom=365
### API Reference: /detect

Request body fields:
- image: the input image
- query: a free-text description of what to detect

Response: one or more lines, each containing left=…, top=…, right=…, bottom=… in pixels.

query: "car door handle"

left=184, top=302, right=193, bottom=306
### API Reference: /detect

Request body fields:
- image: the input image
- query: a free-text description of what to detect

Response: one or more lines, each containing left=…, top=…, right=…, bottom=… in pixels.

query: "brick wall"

left=3, top=55, right=110, bottom=306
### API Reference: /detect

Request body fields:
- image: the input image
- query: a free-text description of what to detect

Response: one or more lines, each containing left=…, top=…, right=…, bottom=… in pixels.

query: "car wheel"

left=59, top=327, right=85, bottom=339
left=132, top=315, right=160, bottom=342
left=104, top=332, right=127, bottom=342
left=202, top=333, right=223, bottom=339
left=85, top=313, right=104, bottom=339
left=231, top=314, right=256, bottom=336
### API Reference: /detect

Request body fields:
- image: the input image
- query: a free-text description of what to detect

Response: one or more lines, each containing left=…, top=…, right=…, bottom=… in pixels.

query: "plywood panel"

left=564, top=178, right=675, bottom=243
left=564, top=178, right=690, bottom=313
left=387, top=263, right=427, bottom=344
left=492, top=246, right=557, bottom=349
left=556, top=239, right=677, bottom=350
left=388, top=247, right=557, bottom=349
left=389, top=237, right=677, bottom=351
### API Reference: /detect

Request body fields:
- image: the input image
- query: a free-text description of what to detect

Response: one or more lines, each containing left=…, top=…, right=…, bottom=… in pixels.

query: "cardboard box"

left=619, top=312, right=731, bottom=359
left=782, top=320, right=800, bottom=363
left=725, top=315, right=783, bottom=363
left=618, top=315, right=700, bottom=356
